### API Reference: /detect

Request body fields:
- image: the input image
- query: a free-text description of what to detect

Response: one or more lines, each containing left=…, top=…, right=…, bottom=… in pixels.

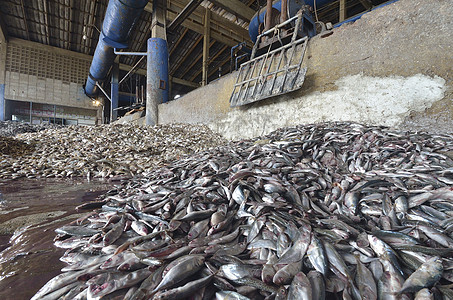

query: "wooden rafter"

left=166, top=9, right=247, bottom=48
left=190, top=44, right=228, bottom=82
left=170, top=34, right=203, bottom=75
left=19, top=0, right=30, bottom=40
left=170, top=76, right=200, bottom=88
left=42, top=0, right=50, bottom=45
left=179, top=39, right=215, bottom=80
left=168, top=0, right=203, bottom=32
left=0, top=11, right=8, bottom=41
left=208, top=55, right=229, bottom=79
left=169, top=27, right=188, bottom=56
left=209, top=0, right=255, bottom=22
left=70, top=0, right=80, bottom=51
left=67, top=0, right=74, bottom=49
left=358, top=0, right=372, bottom=10
left=83, top=0, right=98, bottom=55
left=206, top=45, right=241, bottom=79
left=145, top=1, right=252, bottom=48
left=171, top=0, right=251, bottom=46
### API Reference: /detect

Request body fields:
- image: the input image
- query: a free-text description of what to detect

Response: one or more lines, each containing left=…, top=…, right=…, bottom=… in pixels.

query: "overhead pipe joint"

left=84, top=0, right=148, bottom=97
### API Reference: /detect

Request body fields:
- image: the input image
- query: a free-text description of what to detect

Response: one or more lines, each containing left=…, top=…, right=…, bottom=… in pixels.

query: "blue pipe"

left=249, top=0, right=335, bottom=42
left=148, top=38, right=169, bottom=104
left=146, top=38, right=168, bottom=126
left=334, top=0, right=400, bottom=27
left=85, top=0, right=148, bottom=97
left=85, top=32, right=115, bottom=97
left=102, top=0, right=149, bottom=49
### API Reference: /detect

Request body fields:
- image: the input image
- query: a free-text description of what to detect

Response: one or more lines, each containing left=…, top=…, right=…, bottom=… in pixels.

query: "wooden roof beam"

left=170, top=34, right=203, bottom=75
left=120, top=63, right=146, bottom=76
left=171, top=0, right=251, bottom=46
left=145, top=1, right=252, bottom=47
left=19, top=0, right=30, bottom=40
left=64, top=0, right=73, bottom=49
left=170, top=76, right=200, bottom=88
left=168, top=0, right=203, bottom=32
left=0, top=11, right=8, bottom=41
left=207, top=54, right=230, bottom=79
left=208, top=0, right=255, bottom=22
left=358, top=0, right=372, bottom=10
left=42, top=0, right=50, bottom=45
left=166, top=9, right=247, bottom=47
left=169, top=27, right=188, bottom=56
left=179, top=39, right=215, bottom=80
left=190, top=44, right=228, bottom=82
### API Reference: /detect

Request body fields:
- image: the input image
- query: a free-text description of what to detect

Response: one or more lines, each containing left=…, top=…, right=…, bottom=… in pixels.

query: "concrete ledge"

left=159, top=0, right=453, bottom=140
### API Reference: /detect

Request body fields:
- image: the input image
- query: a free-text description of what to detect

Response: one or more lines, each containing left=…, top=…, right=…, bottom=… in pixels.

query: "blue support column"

left=111, top=62, right=119, bottom=122
left=146, top=38, right=169, bottom=126
left=0, top=84, right=5, bottom=121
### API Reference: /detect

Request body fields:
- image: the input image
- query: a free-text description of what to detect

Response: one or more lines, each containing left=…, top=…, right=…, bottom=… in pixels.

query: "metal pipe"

left=281, top=0, right=288, bottom=22
left=235, top=53, right=250, bottom=71
left=264, top=0, right=273, bottom=32
left=96, top=82, right=112, bottom=102
left=146, top=38, right=169, bottom=126
left=230, top=42, right=246, bottom=72
left=114, top=49, right=147, bottom=56
left=248, top=0, right=335, bottom=42
left=259, top=13, right=300, bottom=38
left=102, top=0, right=149, bottom=49
left=85, top=32, right=115, bottom=97
left=84, top=0, right=148, bottom=97
left=119, top=56, right=145, bottom=85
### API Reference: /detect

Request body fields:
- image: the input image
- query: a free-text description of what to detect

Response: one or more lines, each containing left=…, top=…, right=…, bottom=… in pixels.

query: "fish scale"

left=33, top=122, right=453, bottom=299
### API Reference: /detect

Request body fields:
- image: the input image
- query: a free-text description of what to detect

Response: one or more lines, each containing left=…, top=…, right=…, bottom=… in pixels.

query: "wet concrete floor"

left=0, top=179, right=114, bottom=300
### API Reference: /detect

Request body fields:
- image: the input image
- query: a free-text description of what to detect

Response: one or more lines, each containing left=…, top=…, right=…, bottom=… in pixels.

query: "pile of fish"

left=32, top=122, right=453, bottom=299
left=0, top=120, right=61, bottom=137
left=0, top=123, right=225, bottom=180
left=0, top=136, right=35, bottom=156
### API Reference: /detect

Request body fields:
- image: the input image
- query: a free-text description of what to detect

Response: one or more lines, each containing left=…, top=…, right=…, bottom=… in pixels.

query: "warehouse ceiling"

left=0, top=0, right=388, bottom=99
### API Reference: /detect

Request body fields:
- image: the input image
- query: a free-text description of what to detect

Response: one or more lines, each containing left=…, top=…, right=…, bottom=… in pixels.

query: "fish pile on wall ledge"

left=0, top=123, right=226, bottom=180
left=0, top=120, right=62, bottom=137
left=32, top=122, right=453, bottom=299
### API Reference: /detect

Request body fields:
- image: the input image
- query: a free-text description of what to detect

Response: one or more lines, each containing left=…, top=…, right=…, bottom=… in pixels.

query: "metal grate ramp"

left=230, top=13, right=309, bottom=107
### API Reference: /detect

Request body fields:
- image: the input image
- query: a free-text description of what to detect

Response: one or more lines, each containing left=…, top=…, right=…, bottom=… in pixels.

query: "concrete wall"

left=4, top=39, right=97, bottom=111
left=159, top=0, right=453, bottom=140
